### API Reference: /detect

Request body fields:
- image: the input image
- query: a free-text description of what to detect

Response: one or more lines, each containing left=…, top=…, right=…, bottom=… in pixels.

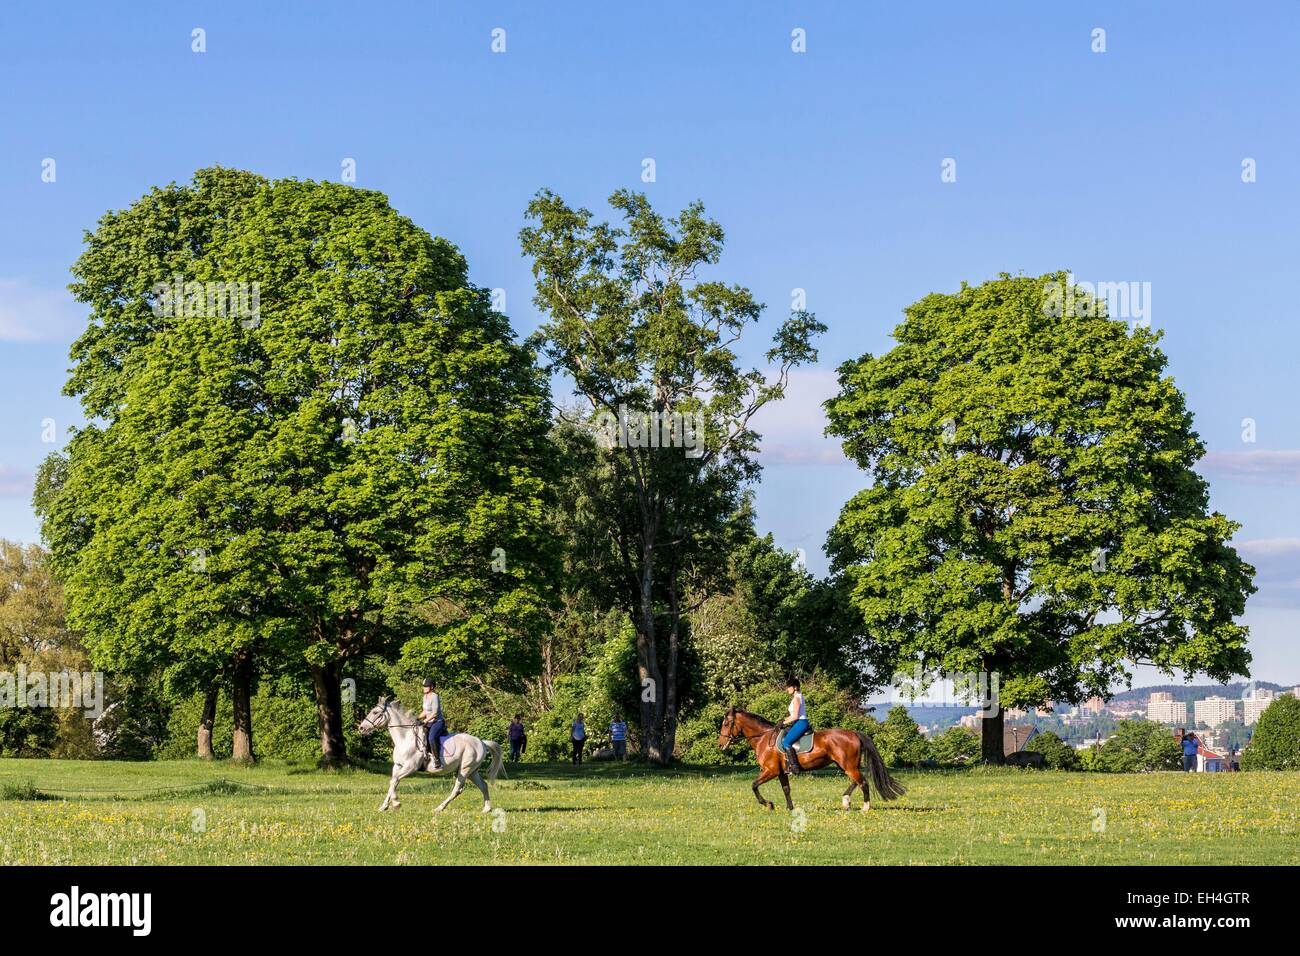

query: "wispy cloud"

left=0, top=466, right=34, bottom=499
left=0, top=278, right=84, bottom=342
left=1236, top=538, right=1300, bottom=609
left=754, top=367, right=850, bottom=466
left=1199, top=450, right=1300, bottom=485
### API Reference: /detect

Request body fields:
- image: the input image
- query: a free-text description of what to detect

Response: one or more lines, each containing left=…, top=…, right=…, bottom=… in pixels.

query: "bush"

left=931, top=726, right=981, bottom=767
left=1242, top=695, right=1300, bottom=771
left=874, top=705, right=930, bottom=767
left=0, top=706, right=58, bottom=757
left=1087, top=719, right=1180, bottom=772
left=1025, top=730, right=1080, bottom=770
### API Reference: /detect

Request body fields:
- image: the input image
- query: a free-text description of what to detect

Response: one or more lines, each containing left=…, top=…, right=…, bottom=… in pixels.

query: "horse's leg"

left=470, top=769, right=491, bottom=812
left=778, top=768, right=794, bottom=811
left=379, top=759, right=410, bottom=811
left=752, top=763, right=779, bottom=810
left=392, top=759, right=419, bottom=810
left=830, top=735, right=870, bottom=812
left=435, top=772, right=467, bottom=812
left=845, top=753, right=871, bottom=813
left=379, top=764, right=397, bottom=811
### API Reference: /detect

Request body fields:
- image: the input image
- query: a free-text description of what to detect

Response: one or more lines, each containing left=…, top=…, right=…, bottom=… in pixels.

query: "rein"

left=723, top=713, right=781, bottom=746
left=359, top=698, right=425, bottom=733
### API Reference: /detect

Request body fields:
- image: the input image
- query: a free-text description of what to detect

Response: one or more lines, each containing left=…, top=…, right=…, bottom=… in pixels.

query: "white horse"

left=357, top=696, right=503, bottom=813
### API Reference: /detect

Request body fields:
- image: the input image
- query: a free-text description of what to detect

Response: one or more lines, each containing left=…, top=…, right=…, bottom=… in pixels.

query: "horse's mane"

left=386, top=698, right=416, bottom=722
left=733, top=709, right=775, bottom=728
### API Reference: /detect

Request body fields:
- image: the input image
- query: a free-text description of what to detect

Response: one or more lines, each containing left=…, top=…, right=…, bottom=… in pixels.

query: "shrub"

left=931, top=726, right=981, bottom=766
left=1025, top=730, right=1080, bottom=770
left=1088, top=719, right=1180, bottom=772
left=874, top=705, right=931, bottom=767
left=1242, top=695, right=1300, bottom=771
left=0, top=706, right=58, bottom=757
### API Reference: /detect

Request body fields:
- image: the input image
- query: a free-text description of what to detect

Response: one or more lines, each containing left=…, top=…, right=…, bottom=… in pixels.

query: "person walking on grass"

left=571, top=713, right=587, bottom=766
left=610, top=714, right=628, bottom=761
left=508, top=713, right=526, bottom=763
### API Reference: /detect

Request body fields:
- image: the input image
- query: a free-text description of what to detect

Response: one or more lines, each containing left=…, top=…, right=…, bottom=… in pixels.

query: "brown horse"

left=718, top=708, right=905, bottom=813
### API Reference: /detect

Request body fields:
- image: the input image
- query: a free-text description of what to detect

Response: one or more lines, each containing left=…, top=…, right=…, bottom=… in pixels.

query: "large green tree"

left=521, top=190, right=823, bottom=763
left=38, top=168, right=556, bottom=765
left=825, top=272, right=1255, bottom=763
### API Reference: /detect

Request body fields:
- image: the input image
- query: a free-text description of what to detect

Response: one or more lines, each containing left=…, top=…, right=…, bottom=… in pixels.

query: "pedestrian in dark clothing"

left=508, top=714, right=526, bottom=763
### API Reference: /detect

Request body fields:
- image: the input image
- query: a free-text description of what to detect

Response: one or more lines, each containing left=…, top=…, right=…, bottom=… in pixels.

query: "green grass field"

left=1, top=758, right=1296, bottom=865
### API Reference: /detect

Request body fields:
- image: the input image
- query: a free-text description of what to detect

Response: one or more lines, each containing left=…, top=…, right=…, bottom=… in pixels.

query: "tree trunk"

left=981, top=704, right=1004, bottom=765
left=231, top=652, right=255, bottom=763
left=311, top=660, right=348, bottom=768
left=636, top=543, right=667, bottom=764
left=661, top=575, right=682, bottom=761
left=196, top=685, right=219, bottom=759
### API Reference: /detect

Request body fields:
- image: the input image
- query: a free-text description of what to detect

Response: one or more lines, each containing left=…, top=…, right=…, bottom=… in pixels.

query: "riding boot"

left=786, top=747, right=800, bottom=775
left=431, top=745, right=442, bottom=771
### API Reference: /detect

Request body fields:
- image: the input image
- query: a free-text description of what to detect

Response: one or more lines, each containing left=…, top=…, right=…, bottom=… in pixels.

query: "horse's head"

left=357, top=696, right=393, bottom=737
left=718, top=707, right=738, bottom=750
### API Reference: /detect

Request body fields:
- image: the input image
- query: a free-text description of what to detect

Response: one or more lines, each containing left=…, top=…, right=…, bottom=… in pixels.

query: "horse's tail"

left=858, top=731, right=905, bottom=801
left=484, top=739, right=505, bottom=783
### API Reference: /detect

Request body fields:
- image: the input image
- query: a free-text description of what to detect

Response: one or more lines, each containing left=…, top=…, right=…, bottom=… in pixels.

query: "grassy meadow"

left=1, top=758, right=1296, bottom=865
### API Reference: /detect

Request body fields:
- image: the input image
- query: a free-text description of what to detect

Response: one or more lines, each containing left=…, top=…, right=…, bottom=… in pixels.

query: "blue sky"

left=1, top=2, right=1297, bottom=683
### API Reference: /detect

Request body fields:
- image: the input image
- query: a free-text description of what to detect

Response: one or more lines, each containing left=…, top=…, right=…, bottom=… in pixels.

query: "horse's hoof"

left=481, top=804, right=491, bottom=813
left=765, top=802, right=774, bottom=811
left=841, top=796, right=851, bottom=810
left=861, top=802, right=871, bottom=813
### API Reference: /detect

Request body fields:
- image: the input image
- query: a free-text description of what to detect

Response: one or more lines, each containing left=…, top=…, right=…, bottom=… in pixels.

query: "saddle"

left=417, top=723, right=456, bottom=769
left=772, top=724, right=816, bottom=753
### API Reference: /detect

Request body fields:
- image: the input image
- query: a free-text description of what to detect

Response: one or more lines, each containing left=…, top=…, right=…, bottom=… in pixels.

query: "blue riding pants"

left=782, top=718, right=810, bottom=750
left=426, top=717, right=446, bottom=751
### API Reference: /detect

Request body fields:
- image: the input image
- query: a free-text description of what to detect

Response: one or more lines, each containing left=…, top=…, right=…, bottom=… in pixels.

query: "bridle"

left=358, top=698, right=423, bottom=734
left=358, top=698, right=392, bottom=734
left=721, top=710, right=777, bottom=746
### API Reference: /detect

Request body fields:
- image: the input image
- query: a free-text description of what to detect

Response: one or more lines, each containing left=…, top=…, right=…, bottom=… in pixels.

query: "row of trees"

left=29, top=167, right=1259, bottom=765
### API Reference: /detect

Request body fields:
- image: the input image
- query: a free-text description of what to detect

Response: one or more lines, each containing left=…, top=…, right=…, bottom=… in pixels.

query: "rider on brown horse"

left=775, top=676, right=810, bottom=774
left=718, top=705, right=905, bottom=813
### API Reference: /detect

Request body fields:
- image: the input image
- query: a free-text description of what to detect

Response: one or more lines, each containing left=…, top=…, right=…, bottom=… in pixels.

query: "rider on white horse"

left=357, top=695, right=504, bottom=813
left=420, top=677, right=446, bottom=770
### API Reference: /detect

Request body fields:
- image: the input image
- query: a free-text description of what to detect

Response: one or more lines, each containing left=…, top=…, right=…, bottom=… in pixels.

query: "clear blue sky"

left=1, top=2, right=1296, bottom=683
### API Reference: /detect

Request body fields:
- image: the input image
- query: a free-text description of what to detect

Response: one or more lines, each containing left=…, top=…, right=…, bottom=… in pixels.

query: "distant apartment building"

left=1194, top=696, right=1238, bottom=728
left=1243, top=688, right=1277, bottom=726
left=1147, top=691, right=1188, bottom=725
left=1079, top=696, right=1105, bottom=716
